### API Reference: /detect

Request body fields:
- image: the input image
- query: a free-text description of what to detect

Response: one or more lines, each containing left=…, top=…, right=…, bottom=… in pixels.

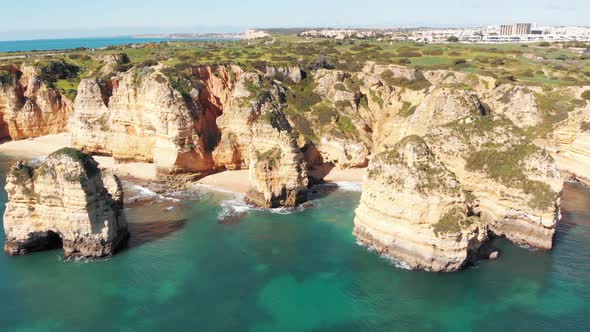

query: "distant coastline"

left=0, top=36, right=238, bottom=53
left=134, top=33, right=243, bottom=40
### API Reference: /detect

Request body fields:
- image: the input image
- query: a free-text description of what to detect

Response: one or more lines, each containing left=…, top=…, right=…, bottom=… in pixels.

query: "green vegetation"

left=370, top=135, right=459, bottom=195
left=0, top=68, right=14, bottom=86
left=399, top=102, right=418, bottom=117
left=10, top=162, right=33, bottom=183
left=433, top=206, right=473, bottom=236
left=581, top=90, right=590, bottom=101
left=380, top=70, right=432, bottom=90
left=334, top=114, right=359, bottom=138
left=1, top=33, right=588, bottom=93
left=49, top=147, right=100, bottom=178
left=465, top=144, right=555, bottom=209
left=369, top=90, right=384, bottom=108
left=284, top=77, right=321, bottom=112
left=257, top=147, right=282, bottom=168
left=531, top=91, right=577, bottom=137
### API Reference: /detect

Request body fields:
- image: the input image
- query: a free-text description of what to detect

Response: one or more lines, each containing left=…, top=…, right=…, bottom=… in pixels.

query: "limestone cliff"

left=215, top=74, right=309, bottom=207
left=424, top=114, right=562, bottom=250
left=70, top=66, right=211, bottom=174
left=354, top=136, right=487, bottom=272
left=0, top=64, right=73, bottom=140
left=3, top=148, right=128, bottom=258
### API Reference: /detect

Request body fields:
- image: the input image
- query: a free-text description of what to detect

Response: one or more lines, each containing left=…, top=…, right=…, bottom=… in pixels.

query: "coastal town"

left=299, top=24, right=590, bottom=44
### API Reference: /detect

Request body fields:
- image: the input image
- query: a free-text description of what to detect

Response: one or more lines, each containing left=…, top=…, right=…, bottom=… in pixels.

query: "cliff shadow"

left=554, top=181, right=590, bottom=247
left=121, top=195, right=189, bottom=249
left=126, top=219, right=187, bottom=249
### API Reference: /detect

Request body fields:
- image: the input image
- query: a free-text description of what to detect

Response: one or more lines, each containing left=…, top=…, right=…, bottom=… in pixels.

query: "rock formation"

left=354, top=82, right=565, bottom=270
left=354, top=136, right=488, bottom=272
left=3, top=148, right=128, bottom=258
left=70, top=66, right=212, bottom=174
left=0, top=64, right=73, bottom=140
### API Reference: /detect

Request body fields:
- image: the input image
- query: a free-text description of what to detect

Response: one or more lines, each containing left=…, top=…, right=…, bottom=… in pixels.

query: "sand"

left=0, top=134, right=366, bottom=193
left=197, top=167, right=366, bottom=194
left=0, top=134, right=156, bottom=180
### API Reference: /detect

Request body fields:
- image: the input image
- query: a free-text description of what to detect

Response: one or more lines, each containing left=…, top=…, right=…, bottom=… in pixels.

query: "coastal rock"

left=552, top=99, right=590, bottom=185
left=353, top=136, right=487, bottom=272
left=0, top=64, right=73, bottom=140
left=70, top=67, right=211, bottom=174
left=227, top=76, right=309, bottom=208
left=424, top=113, right=562, bottom=250
left=486, top=85, right=542, bottom=127
left=3, top=148, right=128, bottom=258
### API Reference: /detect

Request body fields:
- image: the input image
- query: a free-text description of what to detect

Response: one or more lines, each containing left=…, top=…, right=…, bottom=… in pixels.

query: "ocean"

left=0, top=161, right=589, bottom=331
left=0, top=37, right=230, bottom=53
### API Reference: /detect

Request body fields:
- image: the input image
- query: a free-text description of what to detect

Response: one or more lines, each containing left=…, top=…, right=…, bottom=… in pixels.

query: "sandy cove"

left=0, top=134, right=366, bottom=194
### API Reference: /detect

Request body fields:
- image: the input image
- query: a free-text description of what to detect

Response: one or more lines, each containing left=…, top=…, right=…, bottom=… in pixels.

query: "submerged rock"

left=3, top=148, right=128, bottom=258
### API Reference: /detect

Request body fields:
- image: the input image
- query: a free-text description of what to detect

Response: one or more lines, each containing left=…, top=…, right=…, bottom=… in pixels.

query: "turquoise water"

left=0, top=37, right=230, bottom=53
left=0, top=168, right=589, bottom=331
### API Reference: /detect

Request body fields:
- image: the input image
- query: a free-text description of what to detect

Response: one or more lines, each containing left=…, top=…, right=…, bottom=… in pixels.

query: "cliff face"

left=243, top=78, right=309, bottom=208
left=70, top=67, right=210, bottom=174
left=3, top=148, right=128, bottom=258
left=551, top=92, right=590, bottom=185
left=354, top=79, right=565, bottom=270
left=354, top=136, right=488, bottom=272
left=0, top=65, right=73, bottom=140
left=424, top=113, right=562, bottom=250
left=71, top=65, right=310, bottom=207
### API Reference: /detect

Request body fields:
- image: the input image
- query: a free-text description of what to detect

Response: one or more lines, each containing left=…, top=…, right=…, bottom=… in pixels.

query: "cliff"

left=70, top=66, right=212, bottom=174
left=0, top=64, right=73, bottom=140
left=3, top=148, right=128, bottom=258
left=354, top=136, right=488, bottom=272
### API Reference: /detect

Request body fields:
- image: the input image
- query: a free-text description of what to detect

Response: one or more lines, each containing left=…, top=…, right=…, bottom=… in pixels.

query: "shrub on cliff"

left=49, top=148, right=100, bottom=179
left=581, top=90, right=590, bottom=101
left=310, top=56, right=335, bottom=70
left=35, top=60, right=80, bottom=84
left=0, top=70, right=13, bottom=86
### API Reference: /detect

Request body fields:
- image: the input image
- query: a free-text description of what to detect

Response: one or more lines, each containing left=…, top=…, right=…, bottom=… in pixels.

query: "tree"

left=447, top=36, right=459, bottom=43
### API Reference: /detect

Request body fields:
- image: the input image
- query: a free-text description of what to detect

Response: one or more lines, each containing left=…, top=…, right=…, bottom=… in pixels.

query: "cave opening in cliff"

left=28, top=231, right=64, bottom=253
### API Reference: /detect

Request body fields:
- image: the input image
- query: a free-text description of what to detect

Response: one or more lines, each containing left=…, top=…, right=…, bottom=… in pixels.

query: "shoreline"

left=0, top=134, right=367, bottom=194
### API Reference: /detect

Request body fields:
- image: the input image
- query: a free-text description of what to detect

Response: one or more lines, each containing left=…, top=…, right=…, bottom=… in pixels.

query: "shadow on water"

left=126, top=219, right=187, bottom=249
left=555, top=182, right=590, bottom=247
left=122, top=197, right=190, bottom=249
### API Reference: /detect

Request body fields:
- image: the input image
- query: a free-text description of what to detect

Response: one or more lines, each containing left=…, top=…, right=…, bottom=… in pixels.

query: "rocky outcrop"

left=3, top=148, right=128, bottom=258
left=354, top=81, right=565, bottom=270
left=424, top=114, right=562, bottom=250
left=551, top=96, right=590, bottom=185
left=215, top=74, right=309, bottom=207
left=354, top=136, right=487, bottom=272
left=0, top=64, right=73, bottom=140
left=70, top=67, right=211, bottom=174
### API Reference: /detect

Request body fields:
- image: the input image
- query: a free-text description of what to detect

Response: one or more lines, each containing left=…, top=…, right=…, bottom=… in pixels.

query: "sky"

left=0, top=0, right=588, bottom=41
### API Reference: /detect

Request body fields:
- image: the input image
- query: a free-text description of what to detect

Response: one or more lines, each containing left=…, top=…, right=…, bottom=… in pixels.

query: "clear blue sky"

left=1, top=0, right=588, bottom=40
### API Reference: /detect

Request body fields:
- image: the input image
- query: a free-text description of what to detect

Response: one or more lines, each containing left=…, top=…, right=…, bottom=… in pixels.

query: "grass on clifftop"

left=49, top=148, right=100, bottom=178
left=2, top=34, right=590, bottom=88
left=433, top=206, right=474, bottom=236
left=465, top=144, right=555, bottom=210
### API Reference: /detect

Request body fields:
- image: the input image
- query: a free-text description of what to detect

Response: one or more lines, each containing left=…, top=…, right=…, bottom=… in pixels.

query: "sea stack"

left=3, top=148, right=129, bottom=258
left=353, top=136, right=488, bottom=272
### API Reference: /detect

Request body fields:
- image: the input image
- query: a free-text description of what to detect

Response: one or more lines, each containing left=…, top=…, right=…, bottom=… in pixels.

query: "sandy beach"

left=0, top=133, right=156, bottom=180
left=197, top=167, right=366, bottom=194
left=0, top=134, right=366, bottom=193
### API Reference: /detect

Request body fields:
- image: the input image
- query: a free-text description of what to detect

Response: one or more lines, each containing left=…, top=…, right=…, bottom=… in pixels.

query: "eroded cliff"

left=3, top=148, right=128, bottom=258
left=0, top=63, right=74, bottom=140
